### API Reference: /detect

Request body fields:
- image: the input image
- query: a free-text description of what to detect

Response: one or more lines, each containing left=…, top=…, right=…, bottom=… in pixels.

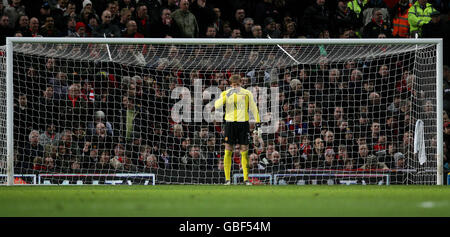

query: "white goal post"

left=2, top=37, right=444, bottom=185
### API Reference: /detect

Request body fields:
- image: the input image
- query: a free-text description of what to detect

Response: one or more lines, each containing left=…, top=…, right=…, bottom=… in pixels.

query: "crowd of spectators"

left=1, top=0, right=449, bottom=182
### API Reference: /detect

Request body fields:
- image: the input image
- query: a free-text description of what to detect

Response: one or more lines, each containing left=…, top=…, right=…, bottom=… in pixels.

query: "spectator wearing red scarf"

left=362, top=8, right=391, bottom=38
left=60, top=83, right=92, bottom=129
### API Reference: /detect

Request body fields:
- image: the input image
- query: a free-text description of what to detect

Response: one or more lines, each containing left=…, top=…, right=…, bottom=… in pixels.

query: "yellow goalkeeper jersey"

left=214, top=87, right=260, bottom=123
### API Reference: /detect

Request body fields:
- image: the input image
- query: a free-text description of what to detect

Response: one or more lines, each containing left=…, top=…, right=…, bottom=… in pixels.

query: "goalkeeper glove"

left=253, top=123, right=262, bottom=138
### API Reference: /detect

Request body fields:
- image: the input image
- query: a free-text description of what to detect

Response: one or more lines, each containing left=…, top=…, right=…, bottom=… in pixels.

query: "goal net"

left=0, top=38, right=443, bottom=185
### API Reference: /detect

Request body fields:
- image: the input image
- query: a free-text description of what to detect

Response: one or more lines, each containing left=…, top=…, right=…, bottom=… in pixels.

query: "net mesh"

left=1, top=40, right=439, bottom=185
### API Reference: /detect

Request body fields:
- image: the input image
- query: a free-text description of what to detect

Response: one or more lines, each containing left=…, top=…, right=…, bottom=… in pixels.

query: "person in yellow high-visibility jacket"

left=214, top=74, right=260, bottom=185
left=408, top=0, right=437, bottom=37
left=347, top=0, right=368, bottom=37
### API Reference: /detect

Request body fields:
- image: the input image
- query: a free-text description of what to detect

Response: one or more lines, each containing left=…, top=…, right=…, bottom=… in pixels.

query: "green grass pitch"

left=0, top=185, right=449, bottom=217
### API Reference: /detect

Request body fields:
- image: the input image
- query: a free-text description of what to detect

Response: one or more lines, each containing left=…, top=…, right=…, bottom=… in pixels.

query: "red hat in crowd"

left=76, top=22, right=86, bottom=32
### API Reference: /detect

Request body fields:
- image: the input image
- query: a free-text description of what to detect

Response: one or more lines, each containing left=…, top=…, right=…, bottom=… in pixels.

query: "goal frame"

left=4, top=37, right=444, bottom=185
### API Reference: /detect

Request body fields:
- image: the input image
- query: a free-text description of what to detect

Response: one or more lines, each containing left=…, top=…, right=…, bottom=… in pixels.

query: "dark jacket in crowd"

left=302, top=2, right=331, bottom=38
left=93, top=23, right=122, bottom=37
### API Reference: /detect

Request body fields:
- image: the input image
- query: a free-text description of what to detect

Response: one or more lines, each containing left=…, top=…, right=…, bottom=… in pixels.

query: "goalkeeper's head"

left=229, top=74, right=242, bottom=87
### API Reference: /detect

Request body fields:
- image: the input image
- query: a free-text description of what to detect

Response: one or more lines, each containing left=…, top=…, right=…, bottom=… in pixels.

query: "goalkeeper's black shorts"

left=224, top=121, right=249, bottom=145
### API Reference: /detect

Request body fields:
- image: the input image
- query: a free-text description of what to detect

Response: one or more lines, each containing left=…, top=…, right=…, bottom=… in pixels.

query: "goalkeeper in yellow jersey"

left=214, top=74, right=260, bottom=185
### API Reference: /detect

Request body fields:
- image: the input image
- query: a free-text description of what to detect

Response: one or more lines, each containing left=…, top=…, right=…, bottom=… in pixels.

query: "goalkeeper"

left=214, top=74, right=260, bottom=185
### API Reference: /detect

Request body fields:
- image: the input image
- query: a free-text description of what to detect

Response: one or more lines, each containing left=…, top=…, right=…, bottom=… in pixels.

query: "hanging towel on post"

left=414, top=119, right=427, bottom=165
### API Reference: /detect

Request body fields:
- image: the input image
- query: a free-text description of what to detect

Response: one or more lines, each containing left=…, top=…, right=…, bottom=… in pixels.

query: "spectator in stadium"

left=360, top=154, right=389, bottom=170
left=230, top=8, right=245, bottom=31
left=382, top=142, right=397, bottom=168
left=105, top=1, right=120, bottom=26
left=60, top=16, right=78, bottom=37
left=368, top=120, right=382, bottom=146
left=390, top=0, right=411, bottom=38
left=246, top=68, right=271, bottom=85
left=89, top=121, right=114, bottom=154
left=80, top=0, right=95, bottom=17
left=117, top=8, right=132, bottom=33
left=14, top=94, right=35, bottom=150
left=332, top=0, right=359, bottom=37
left=325, top=68, right=342, bottom=98
left=137, top=144, right=152, bottom=168
left=0, top=15, right=14, bottom=45
left=95, top=149, right=112, bottom=171
left=81, top=144, right=98, bottom=170
left=323, top=130, right=337, bottom=151
left=286, top=78, right=302, bottom=103
left=204, top=25, right=216, bottom=38
left=356, top=143, right=371, bottom=169
left=337, top=144, right=350, bottom=162
left=93, top=10, right=121, bottom=37
left=276, top=131, right=289, bottom=152
left=3, top=0, right=26, bottom=29
left=444, top=65, right=450, bottom=114
left=201, top=134, right=220, bottom=169
left=259, top=141, right=276, bottom=168
left=49, top=71, right=69, bottom=100
left=209, top=7, right=223, bottom=37
left=308, top=108, right=327, bottom=139
left=39, top=123, right=61, bottom=148
left=142, top=153, right=159, bottom=171
left=133, top=3, right=150, bottom=37
left=288, top=109, right=308, bottom=138
left=37, top=2, right=52, bottom=27
left=251, top=24, right=263, bottom=38
left=84, top=14, right=99, bottom=37
left=282, top=143, right=303, bottom=169
left=399, top=130, right=413, bottom=156
left=262, top=17, right=281, bottom=38
left=180, top=144, right=206, bottom=171
left=116, top=95, right=147, bottom=143
left=162, top=0, right=179, bottom=13
left=393, top=152, right=406, bottom=169
left=444, top=122, right=450, bottom=154
left=193, top=125, right=211, bottom=147
left=408, top=0, right=437, bottom=37
left=241, top=17, right=254, bottom=38
left=367, top=91, right=387, bottom=122
left=39, top=16, right=61, bottom=37
left=347, top=0, right=368, bottom=23
left=14, top=14, right=30, bottom=37
left=72, top=122, right=87, bottom=152
left=282, top=21, right=298, bottom=38
left=32, top=156, right=45, bottom=172
left=302, top=0, right=330, bottom=38
left=60, top=83, right=92, bottom=129
left=335, top=120, right=350, bottom=141
left=320, top=148, right=341, bottom=169
left=362, top=8, right=391, bottom=38
left=171, top=0, right=199, bottom=38
left=121, top=20, right=143, bottom=38
left=149, top=8, right=181, bottom=38
left=309, top=137, right=325, bottom=168
left=248, top=152, right=265, bottom=172
left=230, top=28, right=241, bottom=38
left=110, top=143, right=132, bottom=171
left=328, top=106, right=345, bottom=130
left=190, top=0, right=215, bottom=38
left=422, top=10, right=445, bottom=38
left=87, top=110, right=113, bottom=137
left=17, top=130, right=44, bottom=174
left=56, top=129, right=81, bottom=159
left=384, top=113, right=399, bottom=142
